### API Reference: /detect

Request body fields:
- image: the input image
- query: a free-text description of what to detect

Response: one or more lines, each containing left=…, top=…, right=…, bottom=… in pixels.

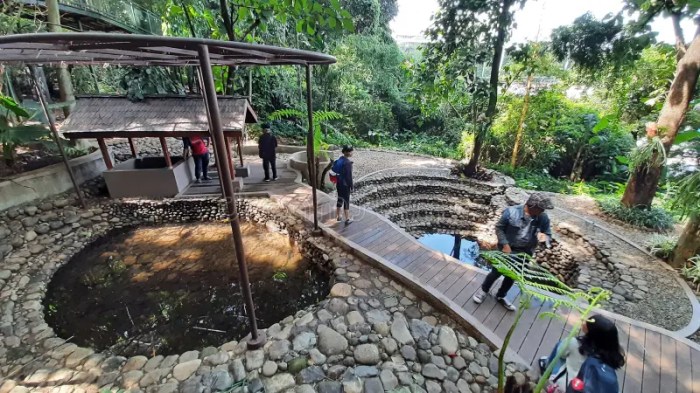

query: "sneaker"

left=264, top=178, right=271, bottom=182
left=345, top=218, right=354, bottom=225
left=336, top=216, right=342, bottom=222
left=472, top=288, right=487, bottom=304
left=497, top=297, right=517, bottom=311
left=273, top=177, right=279, bottom=181
left=202, top=176, right=212, bottom=181
left=194, top=179, right=201, bottom=184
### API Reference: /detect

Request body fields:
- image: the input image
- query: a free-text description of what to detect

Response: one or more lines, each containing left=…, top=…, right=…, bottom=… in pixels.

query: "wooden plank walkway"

left=222, top=159, right=700, bottom=392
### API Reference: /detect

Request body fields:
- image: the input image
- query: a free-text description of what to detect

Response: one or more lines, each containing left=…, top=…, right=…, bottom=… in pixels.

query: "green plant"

left=272, top=271, right=288, bottom=281
left=597, top=196, right=674, bottom=230
left=479, top=251, right=610, bottom=393
left=0, top=95, right=50, bottom=166
left=269, top=108, right=345, bottom=155
left=680, top=255, right=700, bottom=292
left=649, top=235, right=678, bottom=260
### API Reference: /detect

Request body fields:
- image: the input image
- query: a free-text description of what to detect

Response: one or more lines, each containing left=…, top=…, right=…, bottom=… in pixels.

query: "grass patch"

left=648, top=235, right=678, bottom=260
left=597, top=197, right=675, bottom=231
left=681, top=255, right=700, bottom=292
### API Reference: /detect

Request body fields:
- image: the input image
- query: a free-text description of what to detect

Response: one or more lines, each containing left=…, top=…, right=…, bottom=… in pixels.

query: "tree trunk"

left=465, top=0, right=514, bottom=175
left=570, top=145, right=585, bottom=182
left=671, top=214, right=700, bottom=268
left=46, top=0, right=75, bottom=117
left=510, top=72, right=533, bottom=168
left=671, top=11, right=687, bottom=61
left=621, top=35, right=700, bottom=207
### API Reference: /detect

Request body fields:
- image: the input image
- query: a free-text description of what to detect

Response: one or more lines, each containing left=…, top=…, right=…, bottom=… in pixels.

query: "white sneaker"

left=472, top=288, right=487, bottom=304
left=497, top=297, right=517, bottom=311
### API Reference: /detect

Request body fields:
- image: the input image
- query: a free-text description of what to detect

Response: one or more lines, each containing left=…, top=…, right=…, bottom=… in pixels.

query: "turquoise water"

left=417, top=233, right=488, bottom=270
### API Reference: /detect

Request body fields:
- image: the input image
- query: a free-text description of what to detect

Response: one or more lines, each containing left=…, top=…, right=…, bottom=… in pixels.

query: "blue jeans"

left=193, top=153, right=209, bottom=180
left=546, top=341, right=566, bottom=375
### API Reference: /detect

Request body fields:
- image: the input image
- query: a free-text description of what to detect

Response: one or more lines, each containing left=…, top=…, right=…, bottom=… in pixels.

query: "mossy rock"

left=287, top=356, right=309, bottom=374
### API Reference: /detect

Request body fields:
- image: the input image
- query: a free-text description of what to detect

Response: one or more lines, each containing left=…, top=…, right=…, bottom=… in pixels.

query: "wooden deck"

left=213, top=159, right=700, bottom=392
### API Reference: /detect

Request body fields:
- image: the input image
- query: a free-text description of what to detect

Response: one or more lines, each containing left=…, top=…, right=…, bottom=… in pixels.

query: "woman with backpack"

left=331, top=145, right=354, bottom=225
left=544, top=314, right=625, bottom=393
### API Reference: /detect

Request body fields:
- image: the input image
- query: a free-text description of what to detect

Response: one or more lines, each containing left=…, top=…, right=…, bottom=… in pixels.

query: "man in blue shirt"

left=472, top=193, right=553, bottom=311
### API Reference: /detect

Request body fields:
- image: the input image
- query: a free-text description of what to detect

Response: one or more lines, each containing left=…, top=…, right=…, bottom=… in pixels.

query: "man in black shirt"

left=258, top=123, right=278, bottom=182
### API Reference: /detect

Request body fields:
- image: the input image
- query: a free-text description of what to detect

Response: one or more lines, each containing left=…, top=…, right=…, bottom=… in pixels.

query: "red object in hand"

left=569, top=377, right=585, bottom=391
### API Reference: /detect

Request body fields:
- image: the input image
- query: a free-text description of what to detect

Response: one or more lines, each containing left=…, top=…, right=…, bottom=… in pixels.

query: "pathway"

left=239, top=158, right=700, bottom=393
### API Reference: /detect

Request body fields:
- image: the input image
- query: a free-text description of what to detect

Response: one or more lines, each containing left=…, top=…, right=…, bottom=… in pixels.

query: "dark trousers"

left=482, top=247, right=532, bottom=298
left=193, top=153, right=209, bottom=180
left=336, top=185, right=350, bottom=209
left=263, top=157, right=277, bottom=180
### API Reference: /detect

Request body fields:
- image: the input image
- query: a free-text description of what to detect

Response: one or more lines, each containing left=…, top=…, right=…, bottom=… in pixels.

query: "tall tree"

left=671, top=171, right=700, bottom=268
left=503, top=41, right=558, bottom=167
left=46, top=0, right=75, bottom=116
left=424, top=0, right=525, bottom=175
left=621, top=35, right=700, bottom=207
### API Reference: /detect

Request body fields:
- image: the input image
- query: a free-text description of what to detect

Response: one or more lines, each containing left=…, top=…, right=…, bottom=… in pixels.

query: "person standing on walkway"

left=543, top=314, right=625, bottom=393
left=472, top=192, right=553, bottom=311
left=333, top=145, right=354, bottom=225
left=183, top=135, right=211, bottom=183
left=258, top=123, right=278, bottom=182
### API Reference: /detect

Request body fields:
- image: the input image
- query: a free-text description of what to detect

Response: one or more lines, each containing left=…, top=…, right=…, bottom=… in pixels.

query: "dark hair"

left=504, top=375, right=533, bottom=393
left=262, top=122, right=271, bottom=130
left=578, top=314, right=626, bottom=369
left=341, top=145, right=354, bottom=154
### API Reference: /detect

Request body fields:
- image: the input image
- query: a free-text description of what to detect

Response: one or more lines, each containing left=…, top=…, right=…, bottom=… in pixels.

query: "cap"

left=262, top=122, right=271, bottom=129
left=526, top=193, right=554, bottom=210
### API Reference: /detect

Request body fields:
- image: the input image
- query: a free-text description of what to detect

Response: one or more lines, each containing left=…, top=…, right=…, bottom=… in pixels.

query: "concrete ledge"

left=0, top=150, right=106, bottom=211
left=288, top=150, right=334, bottom=185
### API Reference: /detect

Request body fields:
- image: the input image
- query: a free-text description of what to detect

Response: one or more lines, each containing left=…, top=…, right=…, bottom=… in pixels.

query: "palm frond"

left=480, top=251, right=608, bottom=313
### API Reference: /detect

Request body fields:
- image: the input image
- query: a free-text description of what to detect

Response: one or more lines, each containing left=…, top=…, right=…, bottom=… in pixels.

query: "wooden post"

left=224, top=136, right=235, bottom=180
left=159, top=137, right=172, bottom=167
left=236, top=136, right=244, bottom=166
left=30, top=66, right=87, bottom=209
left=305, top=64, right=319, bottom=230
left=198, top=43, right=264, bottom=349
left=97, top=138, right=113, bottom=170
left=128, top=138, right=138, bottom=158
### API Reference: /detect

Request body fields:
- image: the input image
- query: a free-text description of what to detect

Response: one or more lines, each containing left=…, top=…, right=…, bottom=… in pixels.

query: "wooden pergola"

left=0, top=32, right=336, bottom=349
left=61, top=96, right=258, bottom=177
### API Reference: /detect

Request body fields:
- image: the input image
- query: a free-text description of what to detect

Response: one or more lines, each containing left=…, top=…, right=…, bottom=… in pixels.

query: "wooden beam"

left=236, top=136, right=244, bottom=166
left=128, top=138, right=138, bottom=158
left=97, top=138, right=113, bottom=169
left=63, top=130, right=243, bottom=140
left=225, top=137, right=235, bottom=180
left=159, top=137, right=172, bottom=167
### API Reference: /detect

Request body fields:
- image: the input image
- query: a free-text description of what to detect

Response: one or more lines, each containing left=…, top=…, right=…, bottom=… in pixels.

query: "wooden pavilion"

left=61, top=96, right=258, bottom=198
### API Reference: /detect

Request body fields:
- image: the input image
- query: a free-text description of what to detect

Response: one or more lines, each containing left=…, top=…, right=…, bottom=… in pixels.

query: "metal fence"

left=21, top=0, right=162, bottom=35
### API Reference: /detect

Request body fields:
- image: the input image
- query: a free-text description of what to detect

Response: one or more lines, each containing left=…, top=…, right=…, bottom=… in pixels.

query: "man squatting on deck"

left=472, top=193, right=554, bottom=311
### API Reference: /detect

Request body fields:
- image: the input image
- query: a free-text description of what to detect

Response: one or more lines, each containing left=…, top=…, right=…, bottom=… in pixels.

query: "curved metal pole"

left=197, top=44, right=264, bottom=349
left=29, top=66, right=86, bottom=209
left=305, top=64, right=319, bottom=231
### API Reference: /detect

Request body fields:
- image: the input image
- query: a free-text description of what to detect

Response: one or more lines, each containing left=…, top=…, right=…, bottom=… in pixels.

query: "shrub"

left=597, top=197, right=675, bottom=231
left=680, top=255, right=700, bottom=292
left=648, top=235, right=678, bottom=260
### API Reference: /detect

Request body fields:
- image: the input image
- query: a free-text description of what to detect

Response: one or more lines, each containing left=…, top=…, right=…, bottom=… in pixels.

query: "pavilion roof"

left=0, top=33, right=336, bottom=66
left=61, top=96, right=257, bottom=139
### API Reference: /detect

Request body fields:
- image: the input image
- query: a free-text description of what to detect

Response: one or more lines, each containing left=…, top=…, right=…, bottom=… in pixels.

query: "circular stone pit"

left=0, top=189, right=529, bottom=393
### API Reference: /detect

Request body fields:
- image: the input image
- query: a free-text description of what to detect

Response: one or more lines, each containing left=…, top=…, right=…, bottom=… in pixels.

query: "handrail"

left=19, top=0, right=162, bottom=35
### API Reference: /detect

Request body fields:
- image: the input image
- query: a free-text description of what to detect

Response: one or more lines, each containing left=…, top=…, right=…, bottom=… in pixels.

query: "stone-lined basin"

left=44, top=222, right=330, bottom=357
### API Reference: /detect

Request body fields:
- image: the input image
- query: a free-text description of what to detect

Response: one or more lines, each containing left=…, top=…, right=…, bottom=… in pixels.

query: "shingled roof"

left=61, top=96, right=257, bottom=139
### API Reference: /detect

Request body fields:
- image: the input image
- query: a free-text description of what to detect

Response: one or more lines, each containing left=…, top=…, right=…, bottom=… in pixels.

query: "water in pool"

left=417, top=233, right=489, bottom=270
